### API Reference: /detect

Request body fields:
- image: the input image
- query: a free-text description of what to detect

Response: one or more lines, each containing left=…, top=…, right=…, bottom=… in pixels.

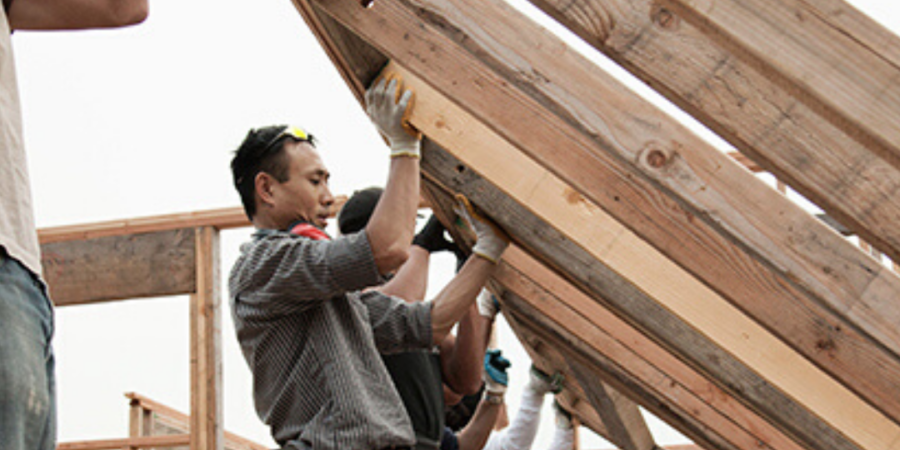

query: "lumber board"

left=190, top=226, right=223, bottom=450
left=421, top=180, right=801, bottom=450
left=419, top=139, right=886, bottom=450
left=526, top=0, right=900, bottom=264
left=56, top=434, right=191, bottom=450
left=306, top=0, right=900, bottom=430
left=567, top=358, right=657, bottom=450
left=37, top=196, right=349, bottom=244
left=126, top=393, right=268, bottom=450
left=41, top=228, right=196, bottom=307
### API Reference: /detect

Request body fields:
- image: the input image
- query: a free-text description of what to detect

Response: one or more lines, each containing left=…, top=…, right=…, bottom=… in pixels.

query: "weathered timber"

left=41, top=228, right=196, bottom=307
left=419, top=139, right=877, bottom=450
left=190, top=226, right=223, bottom=450
left=567, top=358, right=657, bottom=450
left=56, top=434, right=191, bottom=450
left=422, top=179, right=803, bottom=450
left=307, top=0, right=900, bottom=431
left=526, top=0, right=900, bottom=265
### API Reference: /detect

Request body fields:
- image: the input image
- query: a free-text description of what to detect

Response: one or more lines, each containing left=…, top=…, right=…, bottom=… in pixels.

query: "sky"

left=9, top=0, right=898, bottom=448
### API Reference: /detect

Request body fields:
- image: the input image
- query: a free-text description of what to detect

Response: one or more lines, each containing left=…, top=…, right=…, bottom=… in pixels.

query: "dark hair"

left=231, top=125, right=316, bottom=220
left=338, top=187, right=384, bottom=235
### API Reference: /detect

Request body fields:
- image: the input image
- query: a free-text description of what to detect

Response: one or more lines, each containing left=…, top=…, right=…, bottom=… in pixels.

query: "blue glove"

left=483, top=349, right=511, bottom=394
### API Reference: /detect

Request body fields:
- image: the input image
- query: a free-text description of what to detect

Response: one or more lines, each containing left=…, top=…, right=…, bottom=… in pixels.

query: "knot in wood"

left=647, top=149, right=668, bottom=168
left=640, top=143, right=674, bottom=170
left=651, top=5, right=680, bottom=30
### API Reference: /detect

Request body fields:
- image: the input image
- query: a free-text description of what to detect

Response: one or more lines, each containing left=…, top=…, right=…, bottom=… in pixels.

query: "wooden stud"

left=56, top=434, right=191, bottom=450
left=190, top=226, right=223, bottom=450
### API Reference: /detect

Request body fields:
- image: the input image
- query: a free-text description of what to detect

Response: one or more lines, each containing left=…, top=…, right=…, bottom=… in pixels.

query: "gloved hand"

left=476, top=288, right=500, bottom=320
left=454, top=194, right=510, bottom=263
left=483, top=349, right=511, bottom=395
left=413, top=215, right=461, bottom=255
left=365, top=74, right=421, bottom=158
left=528, top=364, right=565, bottom=395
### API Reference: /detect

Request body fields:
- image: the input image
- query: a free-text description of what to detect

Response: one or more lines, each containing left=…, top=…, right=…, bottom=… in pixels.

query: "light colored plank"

left=41, top=228, right=196, bottom=307
left=398, top=59, right=899, bottom=450
left=310, top=0, right=900, bottom=432
left=190, top=227, right=223, bottom=450
left=422, top=181, right=797, bottom=450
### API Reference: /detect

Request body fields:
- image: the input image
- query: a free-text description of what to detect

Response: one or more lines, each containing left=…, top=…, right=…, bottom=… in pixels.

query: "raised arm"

left=430, top=195, right=509, bottom=344
left=8, top=0, right=148, bottom=30
left=364, top=74, right=422, bottom=275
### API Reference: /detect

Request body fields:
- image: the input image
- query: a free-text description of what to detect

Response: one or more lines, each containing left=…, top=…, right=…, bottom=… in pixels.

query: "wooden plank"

left=56, top=434, right=190, bottom=450
left=190, top=226, right=223, bottom=450
left=308, top=0, right=900, bottom=431
left=567, top=358, right=656, bottom=450
left=419, top=135, right=888, bottom=450
left=41, top=228, right=196, bottom=307
left=125, top=393, right=268, bottom=450
left=524, top=0, right=900, bottom=266
left=38, top=196, right=350, bottom=244
left=421, top=180, right=799, bottom=450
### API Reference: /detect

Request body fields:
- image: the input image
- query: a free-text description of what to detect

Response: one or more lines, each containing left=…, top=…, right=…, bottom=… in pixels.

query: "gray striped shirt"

left=229, top=229, right=433, bottom=450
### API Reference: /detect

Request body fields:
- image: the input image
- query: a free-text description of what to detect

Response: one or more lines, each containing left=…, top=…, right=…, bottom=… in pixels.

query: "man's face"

left=267, top=141, right=334, bottom=229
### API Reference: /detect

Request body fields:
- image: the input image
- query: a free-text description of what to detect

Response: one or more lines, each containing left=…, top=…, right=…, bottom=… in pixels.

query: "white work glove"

left=365, top=74, right=421, bottom=158
left=477, top=288, right=500, bottom=320
left=454, top=194, right=510, bottom=263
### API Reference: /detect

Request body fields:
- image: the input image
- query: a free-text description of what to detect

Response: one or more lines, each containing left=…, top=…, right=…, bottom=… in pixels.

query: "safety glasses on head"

left=261, top=125, right=314, bottom=155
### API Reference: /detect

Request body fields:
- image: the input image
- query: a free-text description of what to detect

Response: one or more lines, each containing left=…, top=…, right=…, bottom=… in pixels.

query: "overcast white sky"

left=10, top=0, right=899, bottom=448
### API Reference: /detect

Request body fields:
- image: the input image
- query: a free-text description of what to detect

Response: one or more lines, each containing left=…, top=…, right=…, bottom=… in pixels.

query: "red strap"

left=288, top=222, right=331, bottom=241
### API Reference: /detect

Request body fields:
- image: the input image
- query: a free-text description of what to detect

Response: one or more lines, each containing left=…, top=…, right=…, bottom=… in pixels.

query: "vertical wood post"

left=190, top=226, right=223, bottom=450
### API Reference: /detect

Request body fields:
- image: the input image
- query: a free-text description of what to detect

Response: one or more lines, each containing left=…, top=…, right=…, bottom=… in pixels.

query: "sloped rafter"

left=525, top=0, right=900, bottom=265
left=300, top=0, right=900, bottom=433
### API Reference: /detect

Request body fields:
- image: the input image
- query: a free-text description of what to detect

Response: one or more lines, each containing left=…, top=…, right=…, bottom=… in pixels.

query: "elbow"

left=373, top=244, right=410, bottom=276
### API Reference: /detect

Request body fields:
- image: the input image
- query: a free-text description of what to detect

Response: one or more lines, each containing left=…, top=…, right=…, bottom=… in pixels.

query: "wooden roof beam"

left=526, top=0, right=900, bottom=265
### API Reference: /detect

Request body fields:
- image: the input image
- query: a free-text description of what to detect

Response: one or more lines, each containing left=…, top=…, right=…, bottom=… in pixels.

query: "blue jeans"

left=0, top=249, right=56, bottom=450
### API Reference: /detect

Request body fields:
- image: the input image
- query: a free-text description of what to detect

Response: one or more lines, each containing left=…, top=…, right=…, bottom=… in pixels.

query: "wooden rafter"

left=303, top=1, right=900, bottom=437
left=525, top=0, right=900, bottom=264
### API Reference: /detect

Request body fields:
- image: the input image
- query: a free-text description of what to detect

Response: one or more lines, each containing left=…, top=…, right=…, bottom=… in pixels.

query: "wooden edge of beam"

left=57, top=434, right=191, bottom=450
left=125, top=392, right=269, bottom=450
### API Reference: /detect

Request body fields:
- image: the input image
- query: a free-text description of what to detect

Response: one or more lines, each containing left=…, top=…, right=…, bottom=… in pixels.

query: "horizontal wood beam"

left=526, top=0, right=900, bottom=265
left=309, top=0, right=900, bottom=433
left=56, top=434, right=190, bottom=450
left=42, top=228, right=196, bottom=307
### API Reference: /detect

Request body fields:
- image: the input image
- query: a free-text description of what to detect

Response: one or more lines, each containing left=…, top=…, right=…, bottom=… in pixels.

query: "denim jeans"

left=0, top=248, right=56, bottom=450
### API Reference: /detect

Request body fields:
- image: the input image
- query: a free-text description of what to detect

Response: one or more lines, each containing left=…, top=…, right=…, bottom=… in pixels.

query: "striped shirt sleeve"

left=230, top=230, right=382, bottom=314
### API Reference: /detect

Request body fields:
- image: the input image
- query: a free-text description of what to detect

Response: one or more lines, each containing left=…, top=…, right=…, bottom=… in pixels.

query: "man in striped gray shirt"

left=228, top=74, right=509, bottom=450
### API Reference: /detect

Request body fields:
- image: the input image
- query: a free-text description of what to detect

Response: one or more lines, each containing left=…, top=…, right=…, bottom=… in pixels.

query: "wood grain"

left=41, top=228, right=196, bottom=307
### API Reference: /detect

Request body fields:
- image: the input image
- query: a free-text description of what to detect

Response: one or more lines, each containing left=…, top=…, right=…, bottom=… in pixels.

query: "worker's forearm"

left=443, top=304, right=491, bottom=395
left=378, top=245, right=430, bottom=302
left=366, top=156, right=420, bottom=274
left=457, top=398, right=503, bottom=450
left=431, top=255, right=496, bottom=345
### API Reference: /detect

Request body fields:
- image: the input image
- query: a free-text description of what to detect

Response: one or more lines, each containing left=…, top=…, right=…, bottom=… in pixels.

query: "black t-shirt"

left=383, top=350, right=445, bottom=450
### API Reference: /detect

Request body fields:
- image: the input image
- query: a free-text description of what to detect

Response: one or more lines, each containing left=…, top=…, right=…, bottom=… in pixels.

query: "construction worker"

left=0, top=3, right=148, bottom=450
left=227, top=75, right=510, bottom=450
left=337, top=187, right=498, bottom=450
